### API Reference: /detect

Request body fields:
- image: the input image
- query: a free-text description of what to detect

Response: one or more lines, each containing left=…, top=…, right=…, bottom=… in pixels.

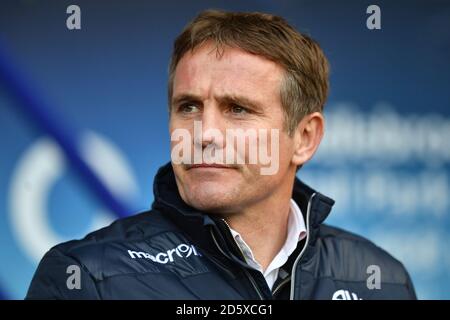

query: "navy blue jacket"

left=26, top=163, right=417, bottom=300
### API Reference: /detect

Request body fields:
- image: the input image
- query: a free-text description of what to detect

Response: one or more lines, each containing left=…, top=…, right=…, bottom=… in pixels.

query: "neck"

left=225, top=176, right=295, bottom=271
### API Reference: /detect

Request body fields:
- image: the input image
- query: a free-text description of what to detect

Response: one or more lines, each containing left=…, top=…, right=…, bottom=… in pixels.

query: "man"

left=26, top=10, right=416, bottom=300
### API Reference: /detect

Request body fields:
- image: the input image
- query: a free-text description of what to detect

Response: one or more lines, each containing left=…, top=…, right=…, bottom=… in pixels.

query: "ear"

left=291, top=112, right=325, bottom=166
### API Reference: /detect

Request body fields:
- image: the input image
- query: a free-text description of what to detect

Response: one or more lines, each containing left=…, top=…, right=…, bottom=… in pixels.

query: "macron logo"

left=128, top=243, right=201, bottom=264
left=332, top=289, right=363, bottom=300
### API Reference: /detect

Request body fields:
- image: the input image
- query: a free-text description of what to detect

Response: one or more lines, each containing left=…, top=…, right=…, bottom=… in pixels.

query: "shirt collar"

left=228, top=199, right=307, bottom=271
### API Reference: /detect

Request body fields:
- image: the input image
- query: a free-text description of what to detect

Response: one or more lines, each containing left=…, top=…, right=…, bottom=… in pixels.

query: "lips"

left=187, top=163, right=233, bottom=170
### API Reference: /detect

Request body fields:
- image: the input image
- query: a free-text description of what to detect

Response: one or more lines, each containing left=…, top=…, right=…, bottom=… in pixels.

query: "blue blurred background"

left=1, top=0, right=449, bottom=299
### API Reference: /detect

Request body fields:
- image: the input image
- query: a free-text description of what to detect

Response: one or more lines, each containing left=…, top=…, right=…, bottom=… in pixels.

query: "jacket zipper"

left=209, top=222, right=265, bottom=300
left=289, top=192, right=316, bottom=300
left=221, top=219, right=247, bottom=260
left=272, top=276, right=291, bottom=297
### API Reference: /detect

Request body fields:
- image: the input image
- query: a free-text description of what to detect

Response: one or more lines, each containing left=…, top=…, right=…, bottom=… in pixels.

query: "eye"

left=230, top=104, right=247, bottom=114
left=179, top=104, right=199, bottom=114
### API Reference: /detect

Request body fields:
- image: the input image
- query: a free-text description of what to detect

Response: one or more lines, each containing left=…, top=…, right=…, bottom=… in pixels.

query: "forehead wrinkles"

left=173, top=44, right=284, bottom=100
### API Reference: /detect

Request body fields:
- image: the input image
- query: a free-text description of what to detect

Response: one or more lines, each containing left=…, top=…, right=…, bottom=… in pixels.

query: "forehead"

left=172, top=43, right=284, bottom=101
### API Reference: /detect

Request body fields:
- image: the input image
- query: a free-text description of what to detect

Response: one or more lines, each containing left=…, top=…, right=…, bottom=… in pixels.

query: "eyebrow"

left=171, top=93, right=201, bottom=107
left=171, top=93, right=263, bottom=111
left=220, top=94, right=262, bottom=111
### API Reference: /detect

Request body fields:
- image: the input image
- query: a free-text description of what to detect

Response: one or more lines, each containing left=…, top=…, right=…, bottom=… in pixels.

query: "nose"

left=197, top=104, right=225, bottom=149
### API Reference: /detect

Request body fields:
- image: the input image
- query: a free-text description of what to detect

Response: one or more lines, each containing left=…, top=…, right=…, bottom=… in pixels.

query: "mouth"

left=186, top=163, right=236, bottom=170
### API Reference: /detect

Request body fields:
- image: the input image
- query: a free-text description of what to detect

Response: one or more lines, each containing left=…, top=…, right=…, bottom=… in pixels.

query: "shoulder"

left=40, top=209, right=183, bottom=280
left=315, top=224, right=414, bottom=288
left=26, top=209, right=191, bottom=299
left=58, top=209, right=175, bottom=248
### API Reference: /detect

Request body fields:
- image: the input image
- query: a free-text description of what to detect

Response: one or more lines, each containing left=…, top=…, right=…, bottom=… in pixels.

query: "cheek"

left=169, top=123, right=194, bottom=146
left=266, top=132, right=295, bottom=176
left=278, top=135, right=295, bottom=158
left=279, top=139, right=294, bottom=170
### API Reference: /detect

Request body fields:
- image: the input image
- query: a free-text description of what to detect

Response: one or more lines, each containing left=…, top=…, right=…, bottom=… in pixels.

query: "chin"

left=183, top=183, right=237, bottom=213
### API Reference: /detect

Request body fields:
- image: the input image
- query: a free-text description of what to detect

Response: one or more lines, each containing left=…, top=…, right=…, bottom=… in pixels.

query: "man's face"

left=169, top=43, right=298, bottom=215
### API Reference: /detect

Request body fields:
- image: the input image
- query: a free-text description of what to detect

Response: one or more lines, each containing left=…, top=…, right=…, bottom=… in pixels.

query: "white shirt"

left=228, top=199, right=307, bottom=290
